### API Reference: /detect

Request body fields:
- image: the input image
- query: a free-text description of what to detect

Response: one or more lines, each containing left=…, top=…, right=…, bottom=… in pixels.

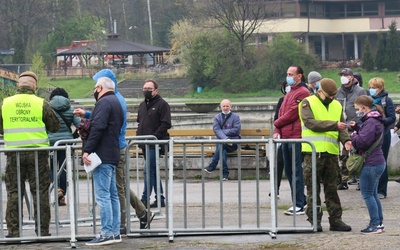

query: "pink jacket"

left=274, top=83, right=310, bottom=139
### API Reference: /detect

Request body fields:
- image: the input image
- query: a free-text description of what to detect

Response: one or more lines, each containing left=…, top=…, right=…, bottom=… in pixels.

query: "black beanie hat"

left=50, top=87, right=69, bottom=100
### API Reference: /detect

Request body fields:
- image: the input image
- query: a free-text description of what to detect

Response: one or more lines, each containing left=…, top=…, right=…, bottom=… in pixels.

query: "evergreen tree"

left=375, top=33, right=386, bottom=71
left=385, top=21, right=400, bottom=71
left=362, top=37, right=374, bottom=71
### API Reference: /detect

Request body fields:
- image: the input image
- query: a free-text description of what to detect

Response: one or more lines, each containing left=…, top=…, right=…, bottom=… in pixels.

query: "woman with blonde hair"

left=368, top=77, right=395, bottom=199
left=350, top=95, right=385, bottom=234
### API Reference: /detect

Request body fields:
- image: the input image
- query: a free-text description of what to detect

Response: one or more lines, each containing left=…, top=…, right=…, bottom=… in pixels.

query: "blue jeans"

left=360, top=164, right=385, bottom=226
left=281, top=142, right=306, bottom=208
left=207, top=143, right=238, bottom=177
left=92, top=163, right=120, bottom=237
left=141, top=148, right=164, bottom=202
left=50, top=150, right=67, bottom=194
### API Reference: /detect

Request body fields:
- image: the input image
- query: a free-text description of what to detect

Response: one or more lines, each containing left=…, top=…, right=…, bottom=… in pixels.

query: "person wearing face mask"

left=204, top=99, right=241, bottom=181
left=82, top=77, right=124, bottom=245
left=350, top=95, right=385, bottom=234
left=137, top=79, right=171, bottom=208
left=335, top=68, right=368, bottom=191
left=299, top=78, right=352, bottom=232
left=75, top=69, right=155, bottom=233
left=367, top=77, right=395, bottom=199
left=273, top=65, right=309, bottom=216
left=307, top=71, right=322, bottom=95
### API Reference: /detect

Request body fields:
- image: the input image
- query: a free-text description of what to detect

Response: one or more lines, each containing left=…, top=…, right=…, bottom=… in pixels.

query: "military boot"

left=308, top=219, right=322, bottom=232
left=329, top=218, right=352, bottom=231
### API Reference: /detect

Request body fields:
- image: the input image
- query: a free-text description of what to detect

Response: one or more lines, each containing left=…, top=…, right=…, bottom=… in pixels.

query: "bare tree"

left=206, top=0, right=266, bottom=66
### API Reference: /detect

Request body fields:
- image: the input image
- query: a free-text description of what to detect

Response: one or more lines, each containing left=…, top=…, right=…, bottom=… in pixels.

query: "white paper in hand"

left=391, top=129, right=400, bottom=147
left=84, top=153, right=102, bottom=173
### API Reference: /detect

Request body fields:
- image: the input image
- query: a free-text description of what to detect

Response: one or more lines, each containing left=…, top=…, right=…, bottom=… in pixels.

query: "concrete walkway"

left=2, top=178, right=400, bottom=249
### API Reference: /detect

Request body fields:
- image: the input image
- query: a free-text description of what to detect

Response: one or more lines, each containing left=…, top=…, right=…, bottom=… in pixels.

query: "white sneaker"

left=284, top=206, right=305, bottom=216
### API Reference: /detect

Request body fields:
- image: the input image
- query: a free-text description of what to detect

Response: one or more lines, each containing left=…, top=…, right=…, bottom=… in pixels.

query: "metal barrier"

left=0, top=137, right=317, bottom=246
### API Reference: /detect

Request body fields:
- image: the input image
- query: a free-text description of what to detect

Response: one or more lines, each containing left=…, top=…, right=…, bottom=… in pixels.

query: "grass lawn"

left=48, top=68, right=400, bottom=100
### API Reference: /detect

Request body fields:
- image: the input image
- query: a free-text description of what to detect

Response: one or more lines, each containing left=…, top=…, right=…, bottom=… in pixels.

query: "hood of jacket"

left=49, top=95, right=71, bottom=112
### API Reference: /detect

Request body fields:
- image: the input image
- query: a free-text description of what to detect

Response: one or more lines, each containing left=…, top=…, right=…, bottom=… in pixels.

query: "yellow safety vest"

left=299, top=95, right=341, bottom=154
left=2, top=94, right=49, bottom=148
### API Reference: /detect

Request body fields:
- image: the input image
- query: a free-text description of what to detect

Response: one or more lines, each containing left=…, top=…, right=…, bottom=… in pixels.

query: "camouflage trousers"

left=339, top=148, right=350, bottom=184
left=5, top=151, right=51, bottom=236
left=303, top=153, right=343, bottom=222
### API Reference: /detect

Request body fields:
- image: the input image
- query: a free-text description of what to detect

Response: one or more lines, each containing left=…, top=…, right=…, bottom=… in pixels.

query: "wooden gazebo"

left=55, top=34, right=170, bottom=68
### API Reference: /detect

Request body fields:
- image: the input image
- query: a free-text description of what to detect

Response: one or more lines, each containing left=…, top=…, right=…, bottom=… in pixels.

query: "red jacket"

left=274, top=83, right=310, bottom=139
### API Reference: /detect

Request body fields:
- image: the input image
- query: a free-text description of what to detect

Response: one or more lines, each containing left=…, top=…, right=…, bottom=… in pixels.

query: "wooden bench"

left=125, top=128, right=271, bottom=157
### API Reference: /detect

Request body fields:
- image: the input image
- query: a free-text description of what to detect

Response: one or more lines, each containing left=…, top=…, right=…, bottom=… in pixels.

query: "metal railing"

left=0, top=137, right=317, bottom=246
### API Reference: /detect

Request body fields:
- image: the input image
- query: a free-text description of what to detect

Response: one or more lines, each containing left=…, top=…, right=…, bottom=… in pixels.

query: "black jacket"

left=136, top=94, right=171, bottom=139
left=83, top=92, right=123, bottom=165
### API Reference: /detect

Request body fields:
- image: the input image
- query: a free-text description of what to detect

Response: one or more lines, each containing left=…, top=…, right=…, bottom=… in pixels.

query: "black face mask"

left=94, top=91, right=100, bottom=101
left=322, top=97, right=333, bottom=105
left=143, top=90, right=153, bottom=99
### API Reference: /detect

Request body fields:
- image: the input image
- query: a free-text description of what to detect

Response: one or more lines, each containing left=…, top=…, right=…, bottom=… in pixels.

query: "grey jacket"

left=336, top=84, right=368, bottom=125
left=48, top=95, right=81, bottom=145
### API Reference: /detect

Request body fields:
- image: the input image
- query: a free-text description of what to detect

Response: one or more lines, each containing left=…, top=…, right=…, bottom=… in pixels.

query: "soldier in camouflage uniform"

left=0, top=71, right=60, bottom=237
left=299, top=78, right=352, bottom=232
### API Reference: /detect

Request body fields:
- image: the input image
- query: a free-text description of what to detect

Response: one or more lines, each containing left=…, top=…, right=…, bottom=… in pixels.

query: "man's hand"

left=337, top=122, right=347, bottom=131
left=344, top=141, right=352, bottom=151
left=73, top=108, right=85, bottom=118
left=82, top=152, right=91, bottom=166
left=395, top=107, right=400, bottom=114
left=273, top=133, right=280, bottom=139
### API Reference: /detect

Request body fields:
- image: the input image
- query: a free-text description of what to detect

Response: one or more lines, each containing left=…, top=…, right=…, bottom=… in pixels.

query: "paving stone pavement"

left=1, top=179, right=400, bottom=250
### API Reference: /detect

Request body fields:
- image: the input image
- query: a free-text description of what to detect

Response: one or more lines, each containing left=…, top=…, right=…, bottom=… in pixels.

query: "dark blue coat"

left=83, top=92, right=123, bottom=165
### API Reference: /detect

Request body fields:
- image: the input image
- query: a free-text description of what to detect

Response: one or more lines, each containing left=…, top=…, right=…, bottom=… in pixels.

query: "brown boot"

left=58, top=189, right=66, bottom=206
left=329, top=218, right=351, bottom=231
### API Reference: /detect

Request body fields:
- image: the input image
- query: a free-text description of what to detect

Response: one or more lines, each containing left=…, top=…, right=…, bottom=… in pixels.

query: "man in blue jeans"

left=82, top=77, right=123, bottom=246
left=273, top=65, right=309, bottom=215
left=205, top=99, right=241, bottom=181
left=136, top=79, right=171, bottom=208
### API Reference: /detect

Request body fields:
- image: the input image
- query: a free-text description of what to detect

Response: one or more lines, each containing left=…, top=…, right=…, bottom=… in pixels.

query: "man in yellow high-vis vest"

left=299, top=78, right=352, bottom=232
left=0, top=71, right=60, bottom=238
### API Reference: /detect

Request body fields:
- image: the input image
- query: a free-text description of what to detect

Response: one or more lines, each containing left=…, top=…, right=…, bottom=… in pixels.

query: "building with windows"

left=256, top=0, right=400, bottom=61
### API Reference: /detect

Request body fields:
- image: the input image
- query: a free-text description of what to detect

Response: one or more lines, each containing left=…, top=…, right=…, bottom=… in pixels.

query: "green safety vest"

left=299, top=95, right=341, bottom=154
left=2, top=94, right=49, bottom=148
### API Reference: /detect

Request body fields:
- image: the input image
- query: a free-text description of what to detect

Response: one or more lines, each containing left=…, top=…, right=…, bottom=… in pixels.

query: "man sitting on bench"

left=204, top=99, right=241, bottom=181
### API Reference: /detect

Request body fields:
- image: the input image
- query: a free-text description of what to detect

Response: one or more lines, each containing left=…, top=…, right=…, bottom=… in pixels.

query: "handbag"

left=54, top=109, right=79, bottom=139
left=346, top=133, right=383, bottom=175
left=77, top=118, right=91, bottom=140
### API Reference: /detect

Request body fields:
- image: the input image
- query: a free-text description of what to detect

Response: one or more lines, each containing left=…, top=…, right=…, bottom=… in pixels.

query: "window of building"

left=281, top=2, right=296, bottom=17
left=326, top=3, right=345, bottom=18
left=363, top=2, right=379, bottom=16
left=347, top=3, right=362, bottom=17
left=386, top=1, right=400, bottom=15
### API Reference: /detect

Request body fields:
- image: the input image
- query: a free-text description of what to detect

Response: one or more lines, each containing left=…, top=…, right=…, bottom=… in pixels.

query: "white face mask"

left=341, top=76, right=350, bottom=85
